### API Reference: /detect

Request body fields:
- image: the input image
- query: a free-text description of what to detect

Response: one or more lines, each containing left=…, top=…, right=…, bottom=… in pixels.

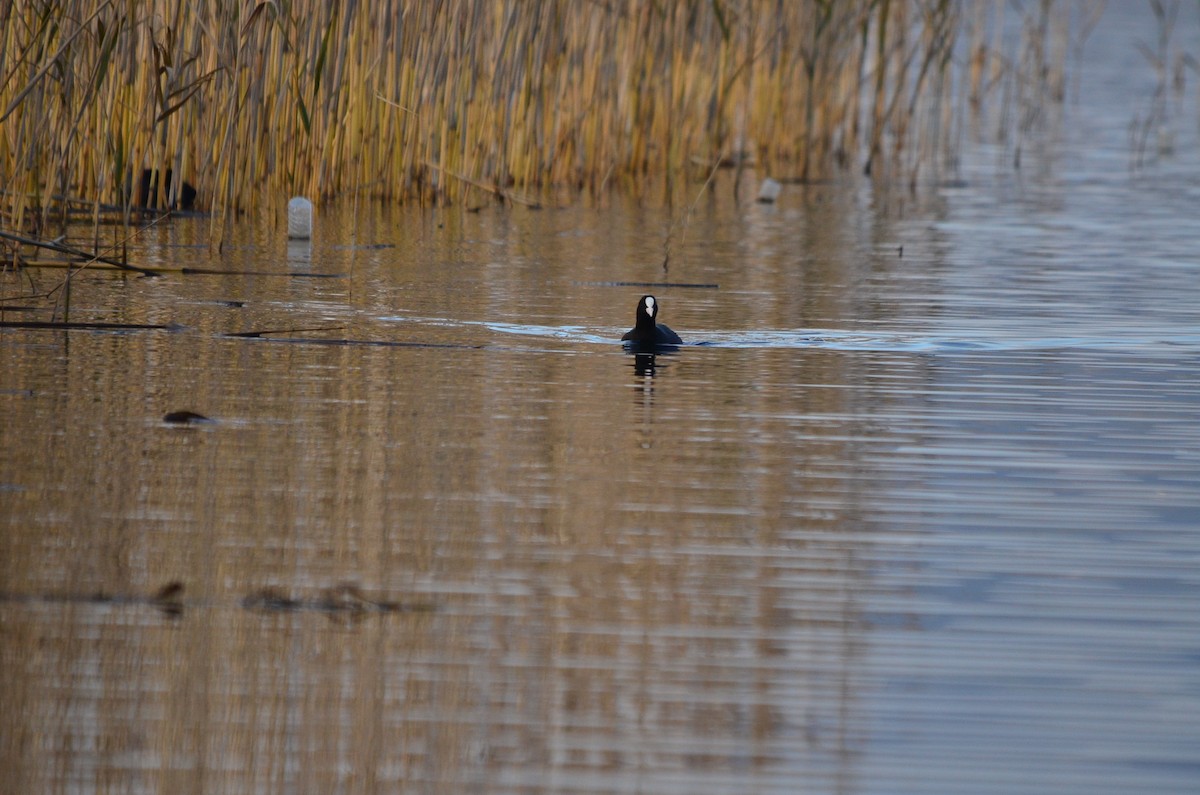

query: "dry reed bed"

left=1, top=0, right=1071, bottom=240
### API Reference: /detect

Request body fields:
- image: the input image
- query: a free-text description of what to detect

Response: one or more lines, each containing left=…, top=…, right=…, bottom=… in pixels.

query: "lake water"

left=2, top=5, right=1199, bottom=794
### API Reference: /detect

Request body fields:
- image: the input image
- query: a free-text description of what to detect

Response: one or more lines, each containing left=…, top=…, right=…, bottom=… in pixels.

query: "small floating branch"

left=0, top=230, right=160, bottom=277
left=0, top=582, right=433, bottom=620
left=181, top=267, right=344, bottom=278
left=162, top=410, right=213, bottom=424
left=423, top=161, right=543, bottom=209
left=11, top=260, right=182, bottom=273
left=0, top=582, right=185, bottom=618
left=236, top=335, right=486, bottom=351
left=227, top=325, right=346, bottom=338
left=580, top=281, right=720, bottom=289
left=0, top=319, right=177, bottom=332
left=242, top=583, right=435, bottom=616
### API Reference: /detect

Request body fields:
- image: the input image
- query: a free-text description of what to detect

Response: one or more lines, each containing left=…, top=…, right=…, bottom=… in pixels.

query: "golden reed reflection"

left=0, top=188, right=903, bottom=792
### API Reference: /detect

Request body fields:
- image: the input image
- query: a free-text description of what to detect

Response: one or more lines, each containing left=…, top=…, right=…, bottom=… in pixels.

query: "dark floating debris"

left=155, top=581, right=185, bottom=600
left=242, top=583, right=433, bottom=617
left=579, top=280, right=719, bottom=289
left=163, top=410, right=212, bottom=424
left=154, top=581, right=186, bottom=618
left=181, top=267, right=343, bottom=278
left=241, top=587, right=301, bottom=611
left=0, top=581, right=186, bottom=619
left=0, top=320, right=177, bottom=332
left=0, top=581, right=431, bottom=620
left=226, top=325, right=345, bottom=339
left=235, top=335, right=485, bottom=351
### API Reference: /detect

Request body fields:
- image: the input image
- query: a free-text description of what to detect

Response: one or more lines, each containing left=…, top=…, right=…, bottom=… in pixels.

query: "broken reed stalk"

left=0, top=229, right=159, bottom=277
left=1, top=0, right=1073, bottom=241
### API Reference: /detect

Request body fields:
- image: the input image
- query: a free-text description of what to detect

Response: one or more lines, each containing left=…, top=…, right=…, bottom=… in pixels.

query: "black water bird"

left=135, top=169, right=197, bottom=210
left=621, top=295, right=683, bottom=347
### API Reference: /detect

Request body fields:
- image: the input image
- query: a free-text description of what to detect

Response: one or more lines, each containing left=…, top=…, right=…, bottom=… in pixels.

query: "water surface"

left=2, top=6, right=1199, bottom=794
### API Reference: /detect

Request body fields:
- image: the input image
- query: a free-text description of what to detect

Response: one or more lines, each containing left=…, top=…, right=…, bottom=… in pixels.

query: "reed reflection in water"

left=4, top=294, right=1196, bottom=792
left=2, top=321, right=896, bottom=793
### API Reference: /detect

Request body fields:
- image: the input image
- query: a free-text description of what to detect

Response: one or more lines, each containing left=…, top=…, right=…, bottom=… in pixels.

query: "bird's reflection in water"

left=628, top=348, right=677, bottom=380
left=629, top=353, right=658, bottom=444
left=623, top=340, right=679, bottom=378
left=633, top=352, right=659, bottom=377
left=627, top=350, right=676, bottom=431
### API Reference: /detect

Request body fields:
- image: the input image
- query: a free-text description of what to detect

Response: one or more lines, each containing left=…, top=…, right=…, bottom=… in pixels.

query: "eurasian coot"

left=621, top=295, right=682, bottom=346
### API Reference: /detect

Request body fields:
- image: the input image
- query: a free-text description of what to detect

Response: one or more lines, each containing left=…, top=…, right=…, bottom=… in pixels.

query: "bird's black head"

left=636, top=295, right=658, bottom=327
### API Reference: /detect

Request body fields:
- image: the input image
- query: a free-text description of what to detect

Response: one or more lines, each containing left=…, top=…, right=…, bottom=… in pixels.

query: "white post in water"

left=288, top=196, right=313, bottom=239
left=756, top=178, right=782, bottom=204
